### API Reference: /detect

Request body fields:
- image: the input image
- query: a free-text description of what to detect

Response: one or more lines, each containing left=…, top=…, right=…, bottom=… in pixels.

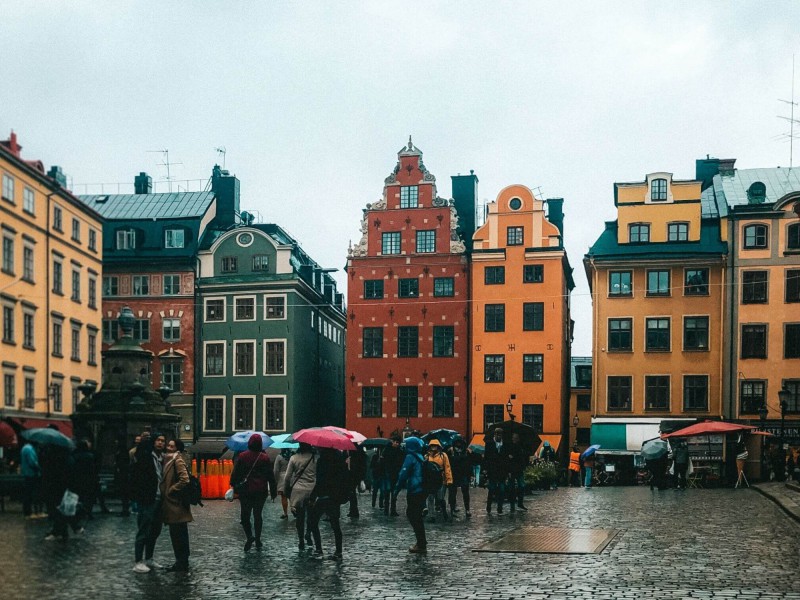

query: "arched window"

left=743, top=224, right=768, bottom=249
left=747, top=182, right=766, bottom=204
left=788, top=223, right=800, bottom=250
left=651, top=178, right=668, bottom=201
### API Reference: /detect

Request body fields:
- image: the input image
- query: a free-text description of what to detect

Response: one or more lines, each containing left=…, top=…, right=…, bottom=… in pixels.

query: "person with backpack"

left=425, top=440, right=452, bottom=522
left=393, top=436, right=427, bottom=554
left=161, top=439, right=192, bottom=572
left=308, top=448, right=349, bottom=561
left=230, top=434, right=277, bottom=552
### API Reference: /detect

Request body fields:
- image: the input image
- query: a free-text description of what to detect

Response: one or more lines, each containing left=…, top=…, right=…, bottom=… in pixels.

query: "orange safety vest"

left=568, top=451, right=581, bottom=472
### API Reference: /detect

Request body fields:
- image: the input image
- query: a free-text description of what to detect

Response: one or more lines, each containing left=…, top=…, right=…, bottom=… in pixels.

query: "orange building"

left=470, top=185, right=574, bottom=455
left=584, top=172, right=727, bottom=457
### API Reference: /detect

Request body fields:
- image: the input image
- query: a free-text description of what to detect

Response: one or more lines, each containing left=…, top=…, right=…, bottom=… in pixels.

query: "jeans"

left=168, top=522, right=190, bottom=567
left=239, top=493, right=268, bottom=541
left=426, top=485, right=448, bottom=520
left=447, top=483, right=470, bottom=512
left=293, top=501, right=312, bottom=549
left=347, top=485, right=360, bottom=516
left=487, top=479, right=506, bottom=510
left=473, top=465, right=481, bottom=486
left=134, top=500, right=163, bottom=562
left=380, top=476, right=396, bottom=514
left=508, top=473, right=526, bottom=505
left=406, top=492, right=427, bottom=548
left=674, top=464, right=688, bottom=489
left=309, top=497, right=342, bottom=555
left=584, top=467, right=593, bottom=488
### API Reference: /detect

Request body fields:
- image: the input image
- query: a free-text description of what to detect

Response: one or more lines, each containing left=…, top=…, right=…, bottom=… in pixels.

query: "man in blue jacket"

left=20, top=441, right=42, bottom=519
left=393, top=436, right=427, bottom=554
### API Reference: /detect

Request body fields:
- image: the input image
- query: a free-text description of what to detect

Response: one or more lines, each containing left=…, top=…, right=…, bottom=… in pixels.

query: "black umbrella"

left=421, top=429, right=462, bottom=449
left=362, top=438, right=391, bottom=448
left=483, top=421, right=540, bottom=451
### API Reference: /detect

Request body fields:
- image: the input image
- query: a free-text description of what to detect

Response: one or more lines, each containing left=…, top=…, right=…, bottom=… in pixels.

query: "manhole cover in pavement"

left=473, top=526, right=621, bottom=554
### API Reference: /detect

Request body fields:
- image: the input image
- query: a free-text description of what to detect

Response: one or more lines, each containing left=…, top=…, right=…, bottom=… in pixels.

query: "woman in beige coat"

left=161, top=439, right=192, bottom=572
left=283, top=443, right=316, bottom=551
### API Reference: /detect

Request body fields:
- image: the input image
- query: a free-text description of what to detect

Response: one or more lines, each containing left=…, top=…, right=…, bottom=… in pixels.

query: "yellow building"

left=584, top=172, right=727, bottom=455
left=1, top=132, right=103, bottom=434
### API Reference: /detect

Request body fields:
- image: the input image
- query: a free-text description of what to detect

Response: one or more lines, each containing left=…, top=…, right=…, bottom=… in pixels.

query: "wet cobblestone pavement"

left=2, top=486, right=800, bottom=599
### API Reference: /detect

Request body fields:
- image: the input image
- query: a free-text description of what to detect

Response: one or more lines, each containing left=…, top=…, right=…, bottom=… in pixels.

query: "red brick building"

left=345, top=140, right=474, bottom=438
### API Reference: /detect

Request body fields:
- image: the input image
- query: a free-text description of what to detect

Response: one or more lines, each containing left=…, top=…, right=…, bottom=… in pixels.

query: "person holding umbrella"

left=447, top=439, right=472, bottom=518
left=582, top=445, right=599, bottom=488
left=382, top=434, right=404, bottom=517
left=308, top=448, right=349, bottom=560
left=484, top=427, right=510, bottom=514
left=230, top=433, right=276, bottom=552
left=283, top=442, right=317, bottom=552
left=273, top=448, right=293, bottom=519
left=394, top=436, right=427, bottom=553
left=20, top=440, right=43, bottom=519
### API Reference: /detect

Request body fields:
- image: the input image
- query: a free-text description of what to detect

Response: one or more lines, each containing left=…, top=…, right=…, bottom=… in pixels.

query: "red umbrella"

left=292, top=428, right=356, bottom=451
left=323, top=426, right=367, bottom=444
left=662, top=420, right=755, bottom=439
left=0, top=421, right=17, bottom=447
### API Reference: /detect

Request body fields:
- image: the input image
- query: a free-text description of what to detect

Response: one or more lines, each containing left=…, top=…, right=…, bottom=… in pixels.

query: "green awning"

left=591, top=423, right=627, bottom=450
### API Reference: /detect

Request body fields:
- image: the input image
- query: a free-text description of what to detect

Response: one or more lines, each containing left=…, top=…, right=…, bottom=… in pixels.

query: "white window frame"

left=22, top=244, right=34, bottom=282
left=203, top=341, right=227, bottom=377
left=164, top=228, right=185, bottom=249
left=162, top=317, right=181, bottom=342
left=204, top=296, right=226, bottom=323
left=2, top=173, right=14, bottom=202
left=263, top=395, right=287, bottom=433
left=234, top=295, right=257, bottom=322
left=233, top=339, right=257, bottom=376
left=163, top=274, right=180, bottom=295
left=132, top=275, right=149, bottom=296
left=116, top=229, right=135, bottom=250
left=88, top=228, right=97, bottom=252
left=263, top=293, right=287, bottom=320
left=233, top=395, right=256, bottom=431
left=202, top=396, right=226, bottom=432
left=23, top=187, right=34, bottom=214
left=263, top=338, right=287, bottom=376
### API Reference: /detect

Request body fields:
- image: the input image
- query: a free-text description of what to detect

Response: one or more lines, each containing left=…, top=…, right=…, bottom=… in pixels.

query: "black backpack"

left=417, top=456, right=443, bottom=494
left=179, top=474, right=204, bottom=507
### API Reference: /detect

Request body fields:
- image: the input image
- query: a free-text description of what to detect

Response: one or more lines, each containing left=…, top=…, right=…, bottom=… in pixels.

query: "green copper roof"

left=585, top=221, right=726, bottom=260
left=78, top=191, right=216, bottom=220
left=706, top=167, right=800, bottom=217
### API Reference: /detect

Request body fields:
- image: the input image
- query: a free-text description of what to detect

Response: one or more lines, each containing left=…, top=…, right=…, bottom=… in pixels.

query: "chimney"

left=451, top=170, right=479, bottom=253
left=546, top=198, right=564, bottom=247
left=718, top=158, right=736, bottom=175
left=48, top=166, right=67, bottom=188
left=0, top=131, right=22, bottom=157
left=211, top=164, right=240, bottom=227
left=134, top=172, right=152, bottom=194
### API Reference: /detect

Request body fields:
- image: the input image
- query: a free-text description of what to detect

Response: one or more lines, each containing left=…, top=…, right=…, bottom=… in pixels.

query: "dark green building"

left=194, top=224, right=345, bottom=451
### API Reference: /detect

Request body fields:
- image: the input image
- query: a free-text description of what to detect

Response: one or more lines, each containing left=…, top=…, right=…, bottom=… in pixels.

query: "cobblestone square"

left=2, top=486, right=800, bottom=599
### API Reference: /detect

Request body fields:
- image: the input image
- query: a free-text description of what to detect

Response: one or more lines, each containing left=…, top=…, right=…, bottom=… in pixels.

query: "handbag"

left=224, top=487, right=235, bottom=502
left=287, top=456, right=313, bottom=499
left=58, top=489, right=79, bottom=517
left=233, top=453, right=261, bottom=495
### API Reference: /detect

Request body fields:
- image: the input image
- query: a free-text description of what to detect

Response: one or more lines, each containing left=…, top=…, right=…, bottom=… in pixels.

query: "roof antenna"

left=778, top=54, right=799, bottom=168
left=215, top=146, right=227, bottom=169
left=146, top=149, right=182, bottom=192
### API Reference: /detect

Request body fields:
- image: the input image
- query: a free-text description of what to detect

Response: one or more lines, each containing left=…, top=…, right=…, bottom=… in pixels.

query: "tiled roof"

left=78, top=191, right=216, bottom=220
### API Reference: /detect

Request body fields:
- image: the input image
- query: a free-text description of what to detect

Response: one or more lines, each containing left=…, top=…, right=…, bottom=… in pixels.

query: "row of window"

left=606, top=374, right=709, bottom=412
left=204, top=295, right=285, bottom=322
left=220, top=255, right=269, bottom=273
left=360, top=385, right=456, bottom=418
left=739, top=380, right=800, bottom=414
left=1, top=175, right=98, bottom=252
left=102, top=317, right=182, bottom=344
left=114, top=228, right=191, bottom=251
left=739, top=323, right=800, bottom=359
left=484, top=302, right=544, bottom=332
left=607, top=316, right=709, bottom=352
left=483, top=353, right=544, bottom=383
left=483, top=403, right=543, bottom=433
left=380, top=230, right=437, bottom=255
left=482, top=265, right=544, bottom=285
left=738, top=270, right=800, bottom=303
left=628, top=222, right=690, bottom=243
left=203, top=340, right=286, bottom=377
left=1, top=306, right=97, bottom=364
left=1, top=374, right=79, bottom=413
left=364, top=277, right=455, bottom=299
left=608, top=268, right=710, bottom=297
left=103, top=274, right=182, bottom=297
left=739, top=223, right=800, bottom=250
left=362, top=326, right=456, bottom=358
left=203, top=395, right=286, bottom=432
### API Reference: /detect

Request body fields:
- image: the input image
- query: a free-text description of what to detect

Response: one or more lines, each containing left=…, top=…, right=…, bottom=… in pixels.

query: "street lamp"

left=758, top=402, right=768, bottom=429
left=572, top=414, right=579, bottom=427
left=506, top=394, right=516, bottom=421
left=778, top=387, right=791, bottom=443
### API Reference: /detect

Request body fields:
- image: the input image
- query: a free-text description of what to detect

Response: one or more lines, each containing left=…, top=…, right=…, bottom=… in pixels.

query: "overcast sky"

left=2, top=2, right=799, bottom=355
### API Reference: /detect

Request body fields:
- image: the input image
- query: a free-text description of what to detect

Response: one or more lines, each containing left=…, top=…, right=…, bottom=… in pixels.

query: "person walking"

left=672, top=440, right=690, bottom=490
left=583, top=451, right=595, bottom=488
left=568, top=443, right=581, bottom=487
left=130, top=434, right=165, bottom=573
left=507, top=432, right=530, bottom=511
left=425, top=440, right=452, bottom=522
left=447, top=439, right=472, bottom=518
left=308, top=448, right=349, bottom=561
left=484, top=427, right=509, bottom=514
left=393, top=436, right=427, bottom=553
left=46, top=441, right=91, bottom=541
left=231, top=434, right=276, bottom=551
left=161, top=439, right=192, bottom=572
left=382, top=435, right=404, bottom=516
left=20, top=440, right=43, bottom=519
left=273, top=448, right=292, bottom=520
left=369, top=447, right=384, bottom=509
left=283, top=442, right=317, bottom=552
left=346, top=446, right=367, bottom=518
left=128, top=432, right=148, bottom=515
left=115, top=436, right=132, bottom=517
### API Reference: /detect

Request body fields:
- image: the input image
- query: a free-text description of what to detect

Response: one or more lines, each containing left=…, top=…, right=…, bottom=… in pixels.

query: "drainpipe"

left=465, top=254, right=472, bottom=441
left=45, top=191, right=55, bottom=418
left=728, top=220, right=737, bottom=421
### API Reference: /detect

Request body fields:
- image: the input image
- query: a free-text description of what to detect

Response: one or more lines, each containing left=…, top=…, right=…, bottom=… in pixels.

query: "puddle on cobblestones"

left=473, top=526, right=621, bottom=554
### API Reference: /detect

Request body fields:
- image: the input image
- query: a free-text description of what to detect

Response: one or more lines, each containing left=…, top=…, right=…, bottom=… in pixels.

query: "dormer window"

left=117, top=229, right=135, bottom=250
left=629, top=223, right=650, bottom=243
left=743, top=224, right=768, bottom=249
left=165, top=228, right=185, bottom=249
left=747, top=182, right=766, bottom=204
left=667, top=222, right=689, bottom=242
left=651, top=178, right=668, bottom=201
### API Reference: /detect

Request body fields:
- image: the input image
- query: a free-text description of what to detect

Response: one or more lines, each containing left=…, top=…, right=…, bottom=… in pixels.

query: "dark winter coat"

left=506, top=442, right=530, bottom=476
left=69, top=448, right=98, bottom=500
left=231, top=450, right=277, bottom=498
left=382, top=444, right=405, bottom=479
left=484, top=439, right=510, bottom=480
left=348, top=449, right=368, bottom=487
left=130, top=448, right=161, bottom=506
left=448, top=450, right=472, bottom=486
left=310, top=451, right=350, bottom=504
